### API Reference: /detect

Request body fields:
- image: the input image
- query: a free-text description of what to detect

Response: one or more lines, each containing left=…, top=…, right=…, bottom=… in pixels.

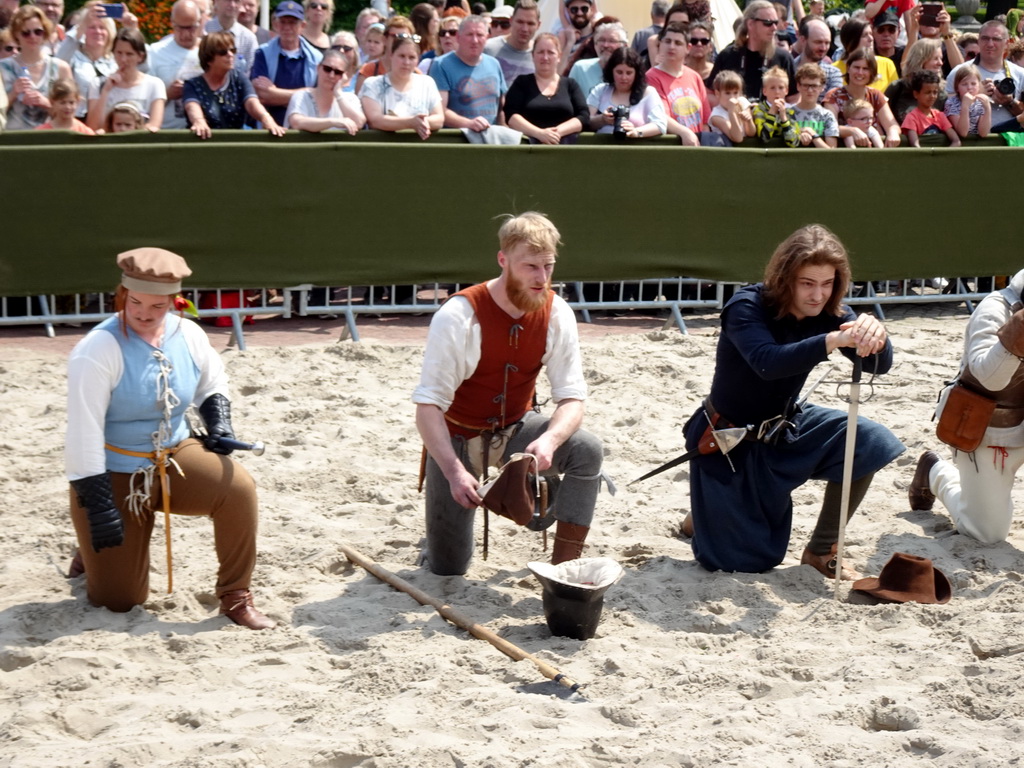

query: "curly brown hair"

left=762, top=225, right=851, bottom=319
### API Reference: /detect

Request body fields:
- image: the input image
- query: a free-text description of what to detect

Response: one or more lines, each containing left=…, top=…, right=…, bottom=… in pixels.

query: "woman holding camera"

left=587, top=47, right=666, bottom=138
left=504, top=33, right=588, bottom=144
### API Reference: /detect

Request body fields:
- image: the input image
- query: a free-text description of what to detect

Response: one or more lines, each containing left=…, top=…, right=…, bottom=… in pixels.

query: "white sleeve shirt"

left=411, top=293, right=587, bottom=413
left=65, top=318, right=229, bottom=480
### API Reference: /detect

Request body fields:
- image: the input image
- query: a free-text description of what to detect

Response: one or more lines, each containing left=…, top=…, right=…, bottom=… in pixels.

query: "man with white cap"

left=65, top=248, right=274, bottom=630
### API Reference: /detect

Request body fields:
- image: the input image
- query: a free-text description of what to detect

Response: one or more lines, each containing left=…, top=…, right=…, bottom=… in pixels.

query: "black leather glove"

left=199, top=393, right=236, bottom=455
left=70, top=472, right=124, bottom=552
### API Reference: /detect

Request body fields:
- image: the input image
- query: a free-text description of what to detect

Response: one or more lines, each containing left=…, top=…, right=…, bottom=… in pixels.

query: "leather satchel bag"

left=481, top=453, right=539, bottom=526
left=935, top=382, right=996, bottom=452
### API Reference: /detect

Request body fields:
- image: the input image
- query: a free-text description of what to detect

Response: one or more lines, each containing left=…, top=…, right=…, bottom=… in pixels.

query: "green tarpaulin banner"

left=0, top=131, right=1018, bottom=295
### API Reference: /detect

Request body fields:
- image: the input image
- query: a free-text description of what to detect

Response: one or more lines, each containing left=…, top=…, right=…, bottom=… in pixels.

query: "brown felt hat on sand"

left=852, top=552, right=952, bottom=605
left=117, top=248, right=192, bottom=294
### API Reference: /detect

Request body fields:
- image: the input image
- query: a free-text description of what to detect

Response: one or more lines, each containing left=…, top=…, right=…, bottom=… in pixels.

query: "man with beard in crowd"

left=413, top=212, right=604, bottom=576
left=710, top=0, right=796, bottom=99
left=557, top=0, right=596, bottom=75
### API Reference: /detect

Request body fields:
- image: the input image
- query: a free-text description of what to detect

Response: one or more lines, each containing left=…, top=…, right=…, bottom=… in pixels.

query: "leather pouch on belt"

left=936, top=383, right=995, bottom=453
left=481, top=453, right=538, bottom=526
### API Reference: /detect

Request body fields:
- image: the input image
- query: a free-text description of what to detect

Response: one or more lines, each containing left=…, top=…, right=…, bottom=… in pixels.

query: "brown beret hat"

left=117, top=248, right=192, bottom=295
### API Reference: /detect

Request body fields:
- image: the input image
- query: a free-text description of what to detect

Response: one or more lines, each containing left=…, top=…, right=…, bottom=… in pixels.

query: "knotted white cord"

left=124, top=349, right=184, bottom=519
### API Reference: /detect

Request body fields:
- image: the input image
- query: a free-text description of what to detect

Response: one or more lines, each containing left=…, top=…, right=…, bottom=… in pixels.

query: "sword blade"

left=628, top=447, right=701, bottom=486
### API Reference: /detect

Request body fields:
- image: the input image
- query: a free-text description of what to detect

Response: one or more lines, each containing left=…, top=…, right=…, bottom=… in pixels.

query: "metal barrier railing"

left=0, top=276, right=998, bottom=348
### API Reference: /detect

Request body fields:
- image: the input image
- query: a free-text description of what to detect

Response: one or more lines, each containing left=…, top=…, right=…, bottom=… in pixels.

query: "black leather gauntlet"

left=199, top=393, right=236, bottom=454
left=70, top=472, right=124, bottom=552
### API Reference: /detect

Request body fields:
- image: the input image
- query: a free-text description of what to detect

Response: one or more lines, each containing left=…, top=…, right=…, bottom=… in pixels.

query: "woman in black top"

left=504, top=33, right=588, bottom=145
left=182, top=31, right=284, bottom=139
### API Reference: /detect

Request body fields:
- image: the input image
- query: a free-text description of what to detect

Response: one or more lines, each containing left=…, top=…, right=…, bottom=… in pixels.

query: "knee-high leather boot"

left=551, top=521, right=589, bottom=564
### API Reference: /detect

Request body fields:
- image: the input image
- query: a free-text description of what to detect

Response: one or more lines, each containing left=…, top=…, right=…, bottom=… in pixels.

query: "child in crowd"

left=1008, top=39, right=1024, bottom=67
left=752, top=65, right=798, bottom=146
left=790, top=63, right=838, bottom=148
left=901, top=69, right=960, bottom=147
left=944, top=64, right=992, bottom=138
left=104, top=101, right=145, bottom=133
left=708, top=70, right=754, bottom=144
left=842, top=99, right=883, bottom=147
left=36, top=79, right=94, bottom=134
left=0, top=28, right=17, bottom=60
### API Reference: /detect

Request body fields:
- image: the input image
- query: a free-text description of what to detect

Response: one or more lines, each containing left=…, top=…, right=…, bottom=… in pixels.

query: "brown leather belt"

left=991, top=406, right=1024, bottom=429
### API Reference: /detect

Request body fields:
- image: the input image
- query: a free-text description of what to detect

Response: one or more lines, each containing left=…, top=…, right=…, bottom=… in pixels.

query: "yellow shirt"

left=834, top=56, right=899, bottom=93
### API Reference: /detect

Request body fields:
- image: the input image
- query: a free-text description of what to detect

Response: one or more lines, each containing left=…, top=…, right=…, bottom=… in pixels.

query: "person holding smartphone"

left=904, top=1, right=964, bottom=78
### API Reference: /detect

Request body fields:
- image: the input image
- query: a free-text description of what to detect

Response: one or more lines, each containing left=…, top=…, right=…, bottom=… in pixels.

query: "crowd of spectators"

left=2, top=0, right=1023, bottom=145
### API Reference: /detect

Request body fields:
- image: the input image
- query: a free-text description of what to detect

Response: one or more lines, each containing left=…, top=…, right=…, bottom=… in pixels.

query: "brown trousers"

left=69, top=438, right=259, bottom=612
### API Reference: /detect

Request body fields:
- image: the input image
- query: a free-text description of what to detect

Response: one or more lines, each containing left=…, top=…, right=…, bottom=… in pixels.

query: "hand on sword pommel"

left=828, top=314, right=887, bottom=357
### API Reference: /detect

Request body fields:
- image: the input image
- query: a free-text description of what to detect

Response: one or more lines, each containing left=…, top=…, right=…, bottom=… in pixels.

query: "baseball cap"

left=274, top=0, right=304, bottom=20
left=871, top=7, right=899, bottom=29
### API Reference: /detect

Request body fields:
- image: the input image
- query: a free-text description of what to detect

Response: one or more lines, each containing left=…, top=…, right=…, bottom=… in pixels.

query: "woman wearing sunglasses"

left=183, top=31, right=285, bottom=138
left=683, top=20, right=714, bottom=88
left=329, top=30, right=360, bottom=92
left=0, top=5, right=72, bottom=129
left=301, top=0, right=333, bottom=53
left=286, top=47, right=364, bottom=133
left=438, top=16, right=460, bottom=56
left=360, top=32, right=441, bottom=139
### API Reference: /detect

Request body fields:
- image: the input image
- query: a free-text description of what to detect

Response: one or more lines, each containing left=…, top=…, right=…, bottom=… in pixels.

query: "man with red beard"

left=413, top=212, right=603, bottom=576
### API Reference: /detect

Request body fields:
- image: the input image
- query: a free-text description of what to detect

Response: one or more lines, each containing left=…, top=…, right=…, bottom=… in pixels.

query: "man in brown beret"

left=65, top=248, right=274, bottom=629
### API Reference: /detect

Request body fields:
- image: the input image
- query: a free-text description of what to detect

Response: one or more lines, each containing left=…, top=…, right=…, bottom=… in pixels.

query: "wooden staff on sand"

left=340, top=543, right=584, bottom=693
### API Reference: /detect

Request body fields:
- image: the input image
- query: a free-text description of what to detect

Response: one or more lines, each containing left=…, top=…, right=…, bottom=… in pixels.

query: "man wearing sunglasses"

left=709, top=0, right=796, bottom=100
left=556, top=0, right=596, bottom=74
left=488, top=5, right=512, bottom=39
left=484, top=0, right=539, bottom=86
left=204, top=0, right=258, bottom=75
left=251, top=0, right=322, bottom=124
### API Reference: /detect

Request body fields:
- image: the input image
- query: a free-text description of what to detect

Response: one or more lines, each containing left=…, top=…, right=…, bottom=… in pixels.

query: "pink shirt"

left=646, top=65, right=710, bottom=132
left=901, top=107, right=952, bottom=135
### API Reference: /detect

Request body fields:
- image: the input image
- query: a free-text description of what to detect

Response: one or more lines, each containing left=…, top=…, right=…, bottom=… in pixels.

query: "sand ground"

left=2, top=304, right=1024, bottom=768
